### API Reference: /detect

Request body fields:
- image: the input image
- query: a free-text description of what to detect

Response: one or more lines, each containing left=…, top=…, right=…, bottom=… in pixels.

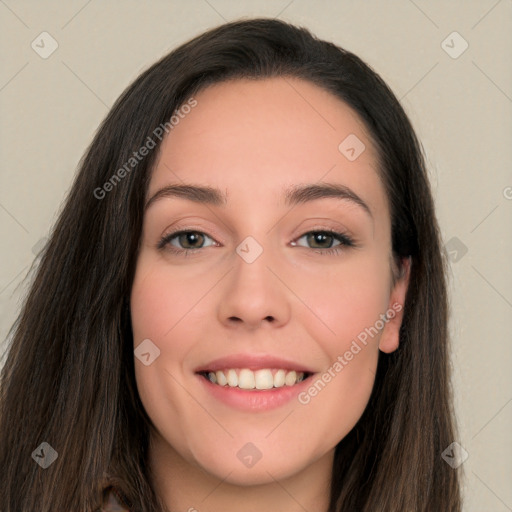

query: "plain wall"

left=1, top=1, right=511, bottom=510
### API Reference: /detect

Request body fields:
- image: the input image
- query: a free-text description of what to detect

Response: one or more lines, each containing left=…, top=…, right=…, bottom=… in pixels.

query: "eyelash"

left=157, top=228, right=356, bottom=257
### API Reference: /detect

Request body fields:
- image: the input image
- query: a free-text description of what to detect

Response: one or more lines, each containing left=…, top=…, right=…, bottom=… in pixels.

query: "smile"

left=194, top=353, right=317, bottom=410
left=198, top=368, right=311, bottom=390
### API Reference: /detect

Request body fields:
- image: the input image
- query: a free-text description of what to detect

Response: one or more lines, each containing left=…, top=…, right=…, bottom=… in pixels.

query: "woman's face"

left=130, top=77, right=409, bottom=486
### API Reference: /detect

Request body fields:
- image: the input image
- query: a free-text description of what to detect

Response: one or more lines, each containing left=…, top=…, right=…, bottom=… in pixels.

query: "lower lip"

left=196, top=373, right=313, bottom=412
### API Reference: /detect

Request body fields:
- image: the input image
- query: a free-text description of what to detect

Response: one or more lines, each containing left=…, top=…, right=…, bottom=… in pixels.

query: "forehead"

left=148, top=77, right=387, bottom=216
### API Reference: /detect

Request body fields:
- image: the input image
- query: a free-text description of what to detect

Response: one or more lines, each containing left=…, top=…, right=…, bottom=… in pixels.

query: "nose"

left=217, top=243, right=292, bottom=330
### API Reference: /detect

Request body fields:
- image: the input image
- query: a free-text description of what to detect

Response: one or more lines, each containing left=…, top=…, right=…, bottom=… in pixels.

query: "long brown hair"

left=0, top=18, right=461, bottom=511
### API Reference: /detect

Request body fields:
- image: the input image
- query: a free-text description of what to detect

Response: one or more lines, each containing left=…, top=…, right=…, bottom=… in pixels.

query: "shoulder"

left=101, top=486, right=131, bottom=511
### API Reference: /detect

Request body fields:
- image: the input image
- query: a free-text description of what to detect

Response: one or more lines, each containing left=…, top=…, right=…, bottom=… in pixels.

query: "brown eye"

left=177, top=231, right=205, bottom=249
left=306, top=232, right=337, bottom=249
left=157, top=230, right=216, bottom=252
left=294, top=230, right=354, bottom=250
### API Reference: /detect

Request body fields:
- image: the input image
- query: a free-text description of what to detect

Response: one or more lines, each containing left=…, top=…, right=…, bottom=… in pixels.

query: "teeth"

left=273, top=369, right=286, bottom=387
left=254, top=369, right=273, bottom=390
left=238, top=369, right=256, bottom=389
left=285, top=370, right=297, bottom=386
left=226, top=369, right=238, bottom=387
left=215, top=370, right=227, bottom=386
left=205, top=368, right=307, bottom=389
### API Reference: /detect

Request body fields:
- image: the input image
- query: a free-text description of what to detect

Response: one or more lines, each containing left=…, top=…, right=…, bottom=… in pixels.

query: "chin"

left=193, top=448, right=307, bottom=487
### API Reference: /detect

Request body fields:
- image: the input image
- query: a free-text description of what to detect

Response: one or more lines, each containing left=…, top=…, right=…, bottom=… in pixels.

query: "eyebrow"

left=144, top=182, right=372, bottom=218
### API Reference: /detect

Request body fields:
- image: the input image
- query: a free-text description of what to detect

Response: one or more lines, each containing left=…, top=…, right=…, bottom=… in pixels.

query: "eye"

left=157, top=228, right=355, bottom=257
left=157, top=230, right=217, bottom=254
left=291, top=230, right=355, bottom=255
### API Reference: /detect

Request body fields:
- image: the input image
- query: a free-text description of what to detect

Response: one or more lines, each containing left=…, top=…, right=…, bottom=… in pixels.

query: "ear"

left=378, top=256, right=411, bottom=354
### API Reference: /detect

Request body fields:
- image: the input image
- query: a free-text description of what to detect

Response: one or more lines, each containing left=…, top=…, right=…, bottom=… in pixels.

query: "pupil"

left=182, top=232, right=202, bottom=248
left=310, top=232, right=331, bottom=248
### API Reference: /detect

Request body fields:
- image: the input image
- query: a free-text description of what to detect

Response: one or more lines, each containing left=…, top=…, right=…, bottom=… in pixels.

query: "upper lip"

left=194, top=353, right=316, bottom=374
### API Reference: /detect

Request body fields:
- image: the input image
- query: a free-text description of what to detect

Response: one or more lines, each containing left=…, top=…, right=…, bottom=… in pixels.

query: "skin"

left=130, top=77, right=410, bottom=512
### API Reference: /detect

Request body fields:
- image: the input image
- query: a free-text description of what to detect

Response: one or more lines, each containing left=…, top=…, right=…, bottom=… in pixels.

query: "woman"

left=0, top=17, right=462, bottom=511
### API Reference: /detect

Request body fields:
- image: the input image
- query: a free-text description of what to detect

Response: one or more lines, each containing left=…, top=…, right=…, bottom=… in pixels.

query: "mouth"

left=197, top=368, right=314, bottom=390
left=194, top=353, right=317, bottom=411
left=195, top=367, right=316, bottom=412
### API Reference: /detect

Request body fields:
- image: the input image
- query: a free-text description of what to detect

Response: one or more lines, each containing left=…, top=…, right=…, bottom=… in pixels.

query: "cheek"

left=296, top=251, right=391, bottom=347
left=130, top=255, right=202, bottom=342
left=130, top=258, right=200, bottom=408
left=297, top=347, right=378, bottom=455
left=293, top=255, right=388, bottom=448
left=130, top=259, right=206, bottom=451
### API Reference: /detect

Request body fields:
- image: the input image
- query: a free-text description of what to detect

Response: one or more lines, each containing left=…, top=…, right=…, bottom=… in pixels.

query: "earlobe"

left=378, top=256, right=411, bottom=354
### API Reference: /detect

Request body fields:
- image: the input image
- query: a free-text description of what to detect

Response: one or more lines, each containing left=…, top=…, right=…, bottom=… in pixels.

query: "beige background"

left=1, top=1, right=511, bottom=510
